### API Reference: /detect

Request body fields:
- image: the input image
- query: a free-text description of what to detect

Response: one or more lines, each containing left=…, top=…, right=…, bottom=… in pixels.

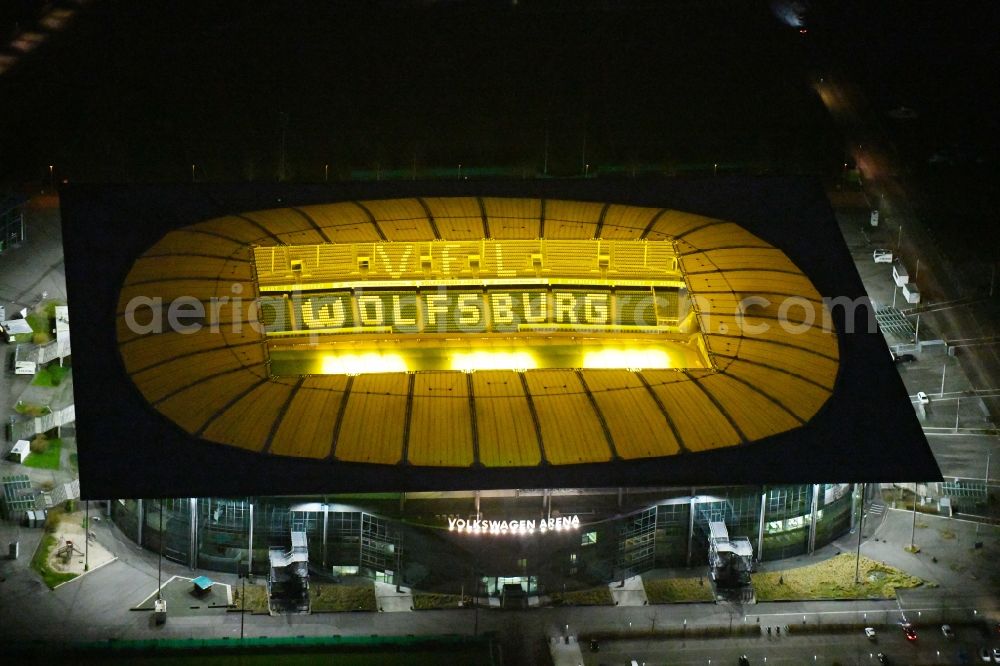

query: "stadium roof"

left=116, top=197, right=837, bottom=468
left=61, top=178, right=939, bottom=498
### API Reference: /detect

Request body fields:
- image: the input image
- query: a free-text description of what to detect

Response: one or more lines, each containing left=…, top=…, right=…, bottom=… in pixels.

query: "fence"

left=13, top=338, right=71, bottom=368
left=9, top=404, right=75, bottom=441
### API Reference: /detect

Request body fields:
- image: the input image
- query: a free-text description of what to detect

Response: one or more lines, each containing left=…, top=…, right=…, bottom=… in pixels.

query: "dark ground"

left=0, top=0, right=838, bottom=184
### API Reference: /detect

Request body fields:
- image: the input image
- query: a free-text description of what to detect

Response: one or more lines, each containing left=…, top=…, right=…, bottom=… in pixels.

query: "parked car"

left=901, top=623, right=918, bottom=641
left=874, top=249, right=893, bottom=263
left=942, top=624, right=955, bottom=639
left=738, top=656, right=750, bottom=666
left=877, top=653, right=890, bottom=664
left=588, top=639, right=599, bottom=652
left=992, top=646, right=1000, bottom=662
left=893, top=353, right=917, bottom=364
left=915, top=391, right=930, bottom=405
left=979, top=646, right=990, bottom=662
left=865, top=627, right=877, bottom=639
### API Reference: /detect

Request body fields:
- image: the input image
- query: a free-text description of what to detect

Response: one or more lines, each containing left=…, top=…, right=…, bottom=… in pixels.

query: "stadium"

left=61, top=179, right=938, bottom=597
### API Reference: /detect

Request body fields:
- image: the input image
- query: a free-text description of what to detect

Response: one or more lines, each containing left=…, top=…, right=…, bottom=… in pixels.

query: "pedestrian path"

left=548, top=634, right=584, bottom=666
left=374, top=581, right=413, bottom=612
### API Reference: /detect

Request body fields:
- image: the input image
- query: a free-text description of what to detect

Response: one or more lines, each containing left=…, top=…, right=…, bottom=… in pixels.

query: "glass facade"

left=111, top=484, right=856, bottom=595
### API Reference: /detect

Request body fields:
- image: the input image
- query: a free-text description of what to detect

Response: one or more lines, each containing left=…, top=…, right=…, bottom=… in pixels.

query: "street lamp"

left=49, top=165, right=54, bottom=188
left=191, top=164, right=196, bottom=182
left=84, top=500, right=89, bottom=571
left=324, top=164, right=329, bottom=182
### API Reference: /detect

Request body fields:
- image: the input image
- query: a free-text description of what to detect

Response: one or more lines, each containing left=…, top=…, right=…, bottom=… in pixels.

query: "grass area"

left=31, top=365, right=70, bottom=387
left=41, top=300, right=65, bottom=319
left=643, top=577, right=715, bottom=604
left=412, top=593, right=469, bottom=610
left=14, top=401, right=51, bottom=416
left=24, top=438, right=62, bottom=470
left=752, top=553, right=925, bottom=601
left=19, top=301, right=66, bottom=345
left=31, top=532, right=78, bottom=589
left=69, top=452, right=79, bottom=472
left=232, top=582, right=270, bottom=613
left=311, top=583, right=377, bottom=612
left=548, top=586, right=613, bottom=606
left=25, top=311, right=52, bottom=344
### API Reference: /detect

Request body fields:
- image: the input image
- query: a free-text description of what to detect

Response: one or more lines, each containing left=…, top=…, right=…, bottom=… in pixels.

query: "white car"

left=916, top=391, right=929, bottom=405
left=865, top=627, right=877, bottom=639
left=873, top=249, right=893, bottom=263
left=993, top=646, right=1000, bottom=662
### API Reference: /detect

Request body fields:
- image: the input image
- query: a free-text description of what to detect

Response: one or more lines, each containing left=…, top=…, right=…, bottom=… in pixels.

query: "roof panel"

left=640, top=370, right=742, bottom=452
left=523, top=370, right=612, bottom=464
left=335, top=374, right=407, bottom=464
left=581, top=370, right=681, bottom=459
left=408, top=373, right=474, bottom=467
left=269, top=377, right=349, bottom=459
left=471, top=371, right=542, bottom=467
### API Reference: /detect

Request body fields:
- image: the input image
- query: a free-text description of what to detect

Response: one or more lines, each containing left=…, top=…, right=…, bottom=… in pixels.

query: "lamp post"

left=241, top=495, right=250, bottom=640
left=240, top=568, right=246, bottom=640
left=191, top=164, right=195, bottom=182
left=909, top=482, right=918, bottom=550
left=49, top=165, right=54, bottom=188
left=324, top=164, right=329, bottom=182
left=855, top=482, right=865, bottom=583
left=157, top=501, right=164, bottom=599
left=84, top=500, right=89, bottom=571
left=985, top=452, right=991, bottom=495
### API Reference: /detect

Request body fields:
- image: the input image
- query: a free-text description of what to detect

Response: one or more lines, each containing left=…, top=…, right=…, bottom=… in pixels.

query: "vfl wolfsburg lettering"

left=261, top=287, right=682, bottom=335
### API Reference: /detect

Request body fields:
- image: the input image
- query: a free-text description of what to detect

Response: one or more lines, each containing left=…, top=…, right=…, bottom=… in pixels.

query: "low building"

left=8, top=439, right=30, bottom=464
left=1, top=318, right=33, bottom=343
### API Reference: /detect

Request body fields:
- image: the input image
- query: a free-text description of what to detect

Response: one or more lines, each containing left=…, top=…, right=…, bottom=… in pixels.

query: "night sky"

left=2, top=1, right=834, bottom=182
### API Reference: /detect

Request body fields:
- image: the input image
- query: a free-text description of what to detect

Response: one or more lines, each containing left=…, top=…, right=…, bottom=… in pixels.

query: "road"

left=926, top=432, right=998, bottom=486
left=584, top=629, right=993, bottom=665
left=814, top=71, right=1000, bottom=427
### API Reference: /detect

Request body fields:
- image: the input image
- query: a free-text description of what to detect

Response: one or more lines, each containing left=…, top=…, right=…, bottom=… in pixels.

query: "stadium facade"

left=109, top=484, right=862, bottom=596
left=61, top=179, right=938, bottom=594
